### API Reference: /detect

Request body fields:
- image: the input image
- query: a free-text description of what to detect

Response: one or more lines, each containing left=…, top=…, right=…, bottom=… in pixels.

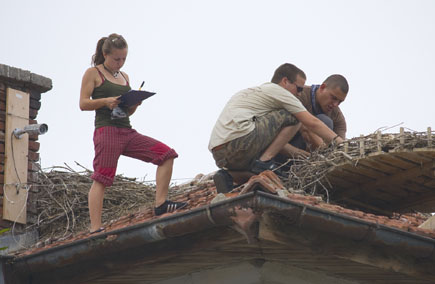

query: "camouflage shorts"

left=212, top=109, right=299, bottom=170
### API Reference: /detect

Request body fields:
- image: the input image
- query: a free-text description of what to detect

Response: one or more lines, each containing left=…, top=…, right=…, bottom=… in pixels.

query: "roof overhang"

left=3, top=191, right=435, bottom=283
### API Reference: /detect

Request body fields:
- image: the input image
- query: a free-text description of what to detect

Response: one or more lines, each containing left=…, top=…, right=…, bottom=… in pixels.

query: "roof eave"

left=3, top=191, right=435, bottom=283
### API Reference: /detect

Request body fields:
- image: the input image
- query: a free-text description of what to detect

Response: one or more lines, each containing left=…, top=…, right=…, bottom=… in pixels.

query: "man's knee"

left=316, top=114, right=333, bottom=129
left=281, top=122, right=301, bottom=132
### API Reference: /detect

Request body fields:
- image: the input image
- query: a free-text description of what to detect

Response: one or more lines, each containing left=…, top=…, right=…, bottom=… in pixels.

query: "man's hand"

left=281, top=143, right=309, bottom=159
left=300, top=126, right=325, bottom=150
left=334, top=136, right=344, bottom=144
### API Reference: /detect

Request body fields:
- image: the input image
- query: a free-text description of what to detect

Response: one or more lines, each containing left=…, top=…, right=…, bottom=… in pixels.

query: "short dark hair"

left=271, top=63, right=306, bottom=84
left=323, top=74, right=349, bottom=94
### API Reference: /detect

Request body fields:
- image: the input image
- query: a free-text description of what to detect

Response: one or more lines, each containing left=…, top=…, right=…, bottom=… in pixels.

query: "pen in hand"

left=134, top=81, right=145, bottom=107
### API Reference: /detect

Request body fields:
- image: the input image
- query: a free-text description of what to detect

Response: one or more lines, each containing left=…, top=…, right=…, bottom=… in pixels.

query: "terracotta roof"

left=5, top=171, right=435, bottom=284
left=14, top=170, right=434, bottom=257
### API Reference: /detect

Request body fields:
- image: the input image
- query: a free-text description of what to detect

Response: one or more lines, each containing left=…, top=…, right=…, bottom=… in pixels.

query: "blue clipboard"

left=118, top=90, right=156, bottom=108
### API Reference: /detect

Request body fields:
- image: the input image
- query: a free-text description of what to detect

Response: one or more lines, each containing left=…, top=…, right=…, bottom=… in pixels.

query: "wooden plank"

left=3, top=88, right=29, bottom=224
left=398, top=181, right=430, bottom=194
left=393, top=191, right=435, bottom=213
left=389, top=150, right=433, bottom=164
left=368, top=171, right=431, bottom=197
left=421, top=178, right=435, bottom=188
left=335, top=177, right=435, bottom=213
left=327, top=165, right=394, bottom=203
left=369, top=152, right=420, bottom=170
left=403, top=166, right=434, bottom=186
left=359, top=135, right=365, bottom=156
left=334, top=184, right=400, bottom=205
left=339, top=162, right=387, bottom=180
left=324, top=172, right=358, bottom=189
left=328, top=167, right=373, bottom=185
left=373, top=184, right=409, bottom=198
left=400, top=127, right=405, bottom=147
left=358, top=169, right=434, bottom=211
left=357, top=161, right=432, bottom=192
left=355, top=158, right=400, bottom=175
left=413, top=149, right=435, bottom=159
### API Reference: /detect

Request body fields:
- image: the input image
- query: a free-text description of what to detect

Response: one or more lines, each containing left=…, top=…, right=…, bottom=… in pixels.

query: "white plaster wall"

left=154, top=261, right=359, bottom=284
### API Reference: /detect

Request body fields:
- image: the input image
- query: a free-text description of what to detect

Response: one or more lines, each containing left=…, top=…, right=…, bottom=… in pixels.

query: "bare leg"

left=155, top=158, right=174, bottom=207
left=259, top=124, right=301, bottom=161
left=89, top=181, right=106, bottom=232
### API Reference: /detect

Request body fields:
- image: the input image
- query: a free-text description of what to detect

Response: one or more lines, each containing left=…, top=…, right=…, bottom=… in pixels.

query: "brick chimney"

left=0, top=64, right=51, bottom=237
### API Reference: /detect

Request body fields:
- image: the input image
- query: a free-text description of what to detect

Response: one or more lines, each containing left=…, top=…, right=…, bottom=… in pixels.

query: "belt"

left=212, top=142, right=228, bottom=152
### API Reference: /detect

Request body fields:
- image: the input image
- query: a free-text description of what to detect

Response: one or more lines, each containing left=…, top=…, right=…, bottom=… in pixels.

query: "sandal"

left=90, top=227, right=105, bottom=234
left=154, top=200, right=187, bottom=216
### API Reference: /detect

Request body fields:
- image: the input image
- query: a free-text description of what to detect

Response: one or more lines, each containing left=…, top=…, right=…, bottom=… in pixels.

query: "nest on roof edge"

left=280, top=129, right=434, bottom=205
left=27, top=163, right=198, bottom=246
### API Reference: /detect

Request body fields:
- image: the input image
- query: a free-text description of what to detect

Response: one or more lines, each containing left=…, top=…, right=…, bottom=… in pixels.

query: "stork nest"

left=280, top=129, right=434, bottom=201
left=28, top=163, right=194, bottom=245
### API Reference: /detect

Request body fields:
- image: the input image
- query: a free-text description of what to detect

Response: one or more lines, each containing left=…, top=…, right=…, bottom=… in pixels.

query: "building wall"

left=0, top=64, right=52, bottom=231
left=155, top=261, right=358, bottom=284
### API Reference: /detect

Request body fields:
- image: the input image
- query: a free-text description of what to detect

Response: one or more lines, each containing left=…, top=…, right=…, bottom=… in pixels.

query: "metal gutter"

left=255, top=191, right=435, bottom=259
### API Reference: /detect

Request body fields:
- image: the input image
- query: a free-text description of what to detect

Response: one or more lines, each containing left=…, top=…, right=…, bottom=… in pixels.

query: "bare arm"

left=280, top=143, right=310, bottom=158
left=293, top=111, right=344, bottom=144
left=79, top=68, right=120, bottom=111
left=299, top=125, right=326, bottom=149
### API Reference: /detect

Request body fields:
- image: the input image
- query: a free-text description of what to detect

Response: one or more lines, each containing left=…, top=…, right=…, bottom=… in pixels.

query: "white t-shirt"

left=208, top=82, right=306, bottom=150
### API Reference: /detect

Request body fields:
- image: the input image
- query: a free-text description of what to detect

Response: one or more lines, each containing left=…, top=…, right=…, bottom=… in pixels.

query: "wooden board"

left=3, top=88, right=29, bottom=224
left=327, top=149, right=435, bottom=214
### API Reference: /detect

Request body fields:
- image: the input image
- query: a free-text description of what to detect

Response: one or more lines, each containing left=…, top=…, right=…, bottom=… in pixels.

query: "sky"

left=1, top=0, right=434, bottom=184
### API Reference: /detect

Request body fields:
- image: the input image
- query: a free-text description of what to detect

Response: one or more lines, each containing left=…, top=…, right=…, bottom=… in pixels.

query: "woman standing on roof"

left=79, top=33, right=186, bottom=233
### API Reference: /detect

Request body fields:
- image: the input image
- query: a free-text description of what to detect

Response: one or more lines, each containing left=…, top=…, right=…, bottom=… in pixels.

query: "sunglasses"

left=296, top=86, right=304, bottom=93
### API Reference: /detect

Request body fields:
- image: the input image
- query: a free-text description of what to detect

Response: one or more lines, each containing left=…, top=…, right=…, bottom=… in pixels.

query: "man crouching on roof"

left=290, top=74, right=348, bottom=151
left=208, top=63, right=344, bottom=194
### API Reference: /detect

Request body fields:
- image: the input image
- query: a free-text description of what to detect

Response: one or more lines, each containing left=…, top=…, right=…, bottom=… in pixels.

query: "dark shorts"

left=212, top=109, right=299, bottom=170
left=91, top=126, right=178, bottom=187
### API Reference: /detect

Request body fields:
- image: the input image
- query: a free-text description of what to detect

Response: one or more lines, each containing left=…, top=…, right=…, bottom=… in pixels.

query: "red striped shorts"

left=91, top=126, right=178, bottom=186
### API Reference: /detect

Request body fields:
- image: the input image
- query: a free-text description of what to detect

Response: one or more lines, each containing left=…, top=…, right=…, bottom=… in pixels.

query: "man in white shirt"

left=209, top=63, right=343, bottom=193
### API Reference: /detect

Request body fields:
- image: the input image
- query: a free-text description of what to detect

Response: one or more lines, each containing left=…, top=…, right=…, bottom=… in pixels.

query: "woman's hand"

left=105, top=97, right=121, bottom=110
left=128, top=102, right=141, bottom=116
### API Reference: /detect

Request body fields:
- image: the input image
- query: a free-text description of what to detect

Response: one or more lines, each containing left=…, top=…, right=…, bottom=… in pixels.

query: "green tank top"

left=91, top=79, right=132, bottom=129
